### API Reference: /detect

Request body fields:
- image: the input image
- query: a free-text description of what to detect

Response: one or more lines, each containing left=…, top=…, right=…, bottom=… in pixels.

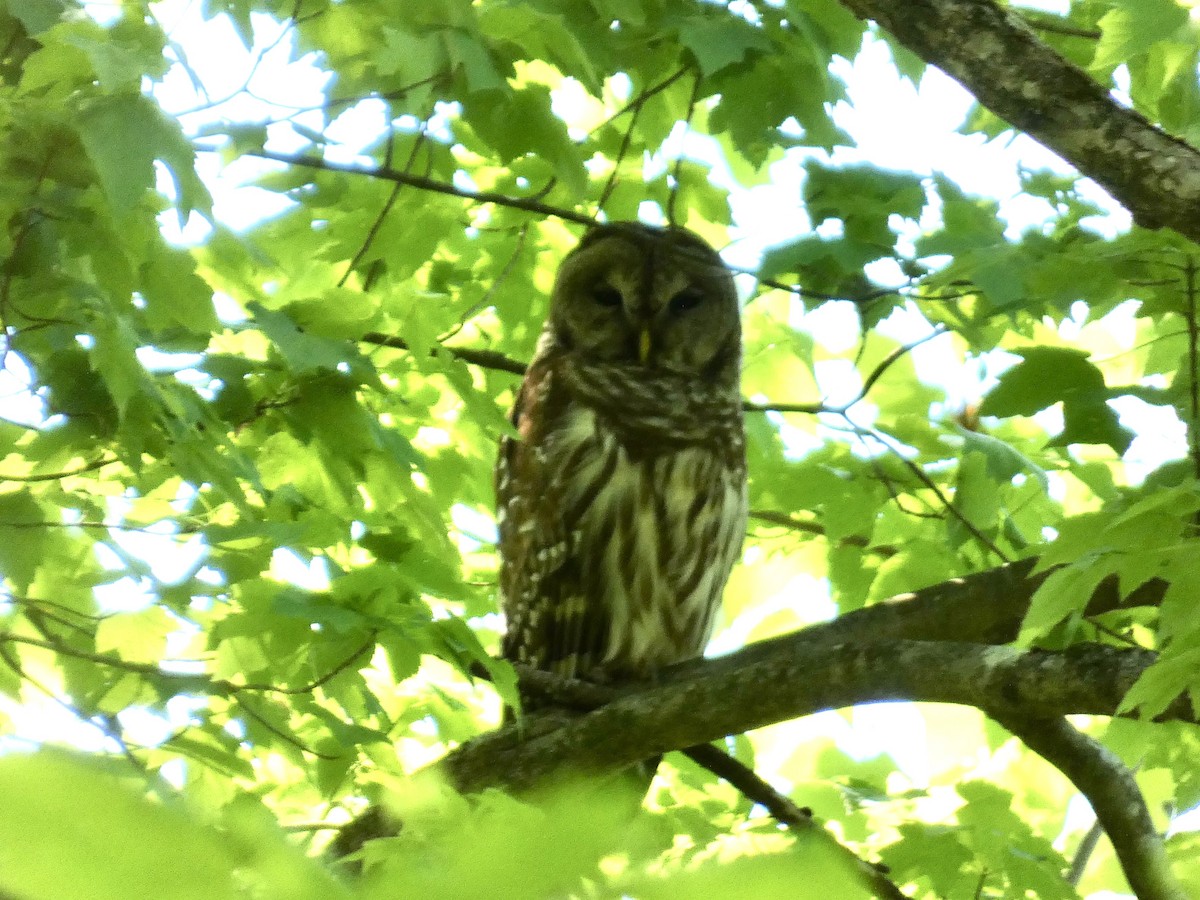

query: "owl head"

left=547, top=223, right=740, bottom=383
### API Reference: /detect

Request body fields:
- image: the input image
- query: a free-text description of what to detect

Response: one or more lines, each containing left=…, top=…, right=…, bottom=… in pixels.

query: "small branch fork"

left=990, top=713, right=1189, bottom=900
left=445, top=640, right=1187, bottom=900
left=516, top=673, right=910, bottom=900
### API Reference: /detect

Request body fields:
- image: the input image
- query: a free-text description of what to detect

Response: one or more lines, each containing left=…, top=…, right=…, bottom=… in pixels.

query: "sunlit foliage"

left=0, top=0, right=1198, bottom=896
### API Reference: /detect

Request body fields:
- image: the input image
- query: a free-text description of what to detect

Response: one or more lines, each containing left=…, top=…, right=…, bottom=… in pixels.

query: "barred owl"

left=496, top=222, right=747, bottom=702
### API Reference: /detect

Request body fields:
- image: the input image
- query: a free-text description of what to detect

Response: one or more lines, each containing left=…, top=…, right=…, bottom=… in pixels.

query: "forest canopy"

left=1, top=0, right=1199, bottom=898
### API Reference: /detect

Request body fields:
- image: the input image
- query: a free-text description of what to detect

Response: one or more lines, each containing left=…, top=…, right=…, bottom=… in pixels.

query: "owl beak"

left=638, top=327, right=652, bottom=364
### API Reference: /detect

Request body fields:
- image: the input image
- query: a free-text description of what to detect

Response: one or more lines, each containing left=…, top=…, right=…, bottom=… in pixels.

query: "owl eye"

left=668, top=288, right=705, bottom=315
left=591, top=286, right=623, bottom=307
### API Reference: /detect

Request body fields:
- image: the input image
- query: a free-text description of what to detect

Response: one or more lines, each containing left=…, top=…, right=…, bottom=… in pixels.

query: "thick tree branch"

left=443, top=640, right=1183, bottom=795
left=335, top=562, right=1177, bottom=861
left=991, top=714, right=1188, bottom=900
left=714, top=558, right=1162, bottom=660
left=461, top=557, right=1174, bottom=792
left=836, top=0, right=1200, bottom=243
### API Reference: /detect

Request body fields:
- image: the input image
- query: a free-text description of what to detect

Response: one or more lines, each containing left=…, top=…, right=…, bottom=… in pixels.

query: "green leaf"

left=95, top=606, right=177, bottom=663
left=1021, top=561, right=1109, bottom=639
left=0, top=752, right=239, bottom=900
left=443, top=28, right=506, bottom=92
left=1094, top=0, right=1188, bottom=71
left=981, top=347, right=1133, bottom=453
left=140, top=248, right=218, bottom=335
left=952, top=450, right=1000, bottom=533
left=462, top=85, right=586, bottom=197
left=75, top=93, right=210, bottom=217
left=982, top=348, right=1098, bottom=417
left=91, top=314, right=150, bottom=417
left=248, top=302, right=366, bottom=375
left=958, top=427, right=1049, bottom=490
left=2, top=0, right=65, bottom=33
left=677, top=16, right=772, bottom=76
left=1119, top=645, right=1200, bottom=719
left=0, top=490, right=46, bottom=592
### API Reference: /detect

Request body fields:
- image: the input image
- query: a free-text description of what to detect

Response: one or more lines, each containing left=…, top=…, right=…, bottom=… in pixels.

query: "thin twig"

left=749, top=510, right=899, bottom=558
left=436, top=223, right=531, bottom=343
left=248, top=151, right=598, bottom=227
left=234, top=695, right=342, bottom=760
left=1182, top=255, right=1200, bottom=482
left=338, top=129, right=429, bottom=289
left=0, top=456, right=117, bottom=483
left=596, top=74, right=659, bottom=214
left=743, top=399, right=826, bottom=415
left=360, top=332, right=528, bottom=375
left=1067, top=818, right=1105, bottom=886
left=682, top=743, right=812, bottom=827
left=0, top=630, right=377, bottom=698
left=0, top=520, right=202, bottom=535
left=666, top=69, right=702, bottom=227
left=849, top=418, right=1010, bottom=563
left=591, top=68, right=690, bottom=135
left=1021, top=13, right=1102, bottom=40
left=682, top=743, right=908, bottom=898
left=828, top=327, right=947, bottom=414
left=972, top=868, right=988, bottom=899
left=750, top=509, right=826, bottom=538
left=0, top=642, right=147, bottom=776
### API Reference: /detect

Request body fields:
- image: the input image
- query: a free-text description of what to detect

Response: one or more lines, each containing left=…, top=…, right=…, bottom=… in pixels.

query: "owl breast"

left=552, top=404, right=746, bottom=672
left=497, top=354, right=748, bottom=682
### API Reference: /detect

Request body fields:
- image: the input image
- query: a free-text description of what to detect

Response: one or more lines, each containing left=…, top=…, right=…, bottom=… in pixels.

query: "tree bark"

left=993, top=714, right=1189, bottom=900
left=836, top=0, right=1200, bottom=243
left=444, top=640, right=1183, bottom=794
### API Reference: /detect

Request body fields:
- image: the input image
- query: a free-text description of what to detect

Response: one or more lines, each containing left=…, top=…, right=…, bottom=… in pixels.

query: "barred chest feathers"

left=496, top=221, right=747, bottom=690
left=549, top=399, right=746, bottom=672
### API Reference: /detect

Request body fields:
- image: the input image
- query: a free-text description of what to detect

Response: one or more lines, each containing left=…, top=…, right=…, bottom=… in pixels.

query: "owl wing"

left=496, top=357, right=612, bottom=681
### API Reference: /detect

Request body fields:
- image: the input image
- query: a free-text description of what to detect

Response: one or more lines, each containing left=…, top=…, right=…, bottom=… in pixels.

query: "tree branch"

left=709, top=558, right=1163, bottom=670
left=249, top=150, right=598, bottom=227
left=748, top=509, right=899, bottom=558
left=334, top=561, right=1176, bottom=860
left=991, top=714, right=1188, bottom=900
left=357, top=332, right=836, bottom=413
left=1068, top=818, right=1105, bottom=886
left=0, top=456, right=117, bottom=483
left=1019, top=13, right=1101, bottom=41
left=443, top=640, right=1183, bottom=796
left=680, top=743, right=813, bottom=829
left=835, top=0, right=1200, bottom=243
left=678, top=744, right=908, bottom=900
left=0, top=629, right=376, bottom=699
left=360, top=331, right=529, bottom=375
